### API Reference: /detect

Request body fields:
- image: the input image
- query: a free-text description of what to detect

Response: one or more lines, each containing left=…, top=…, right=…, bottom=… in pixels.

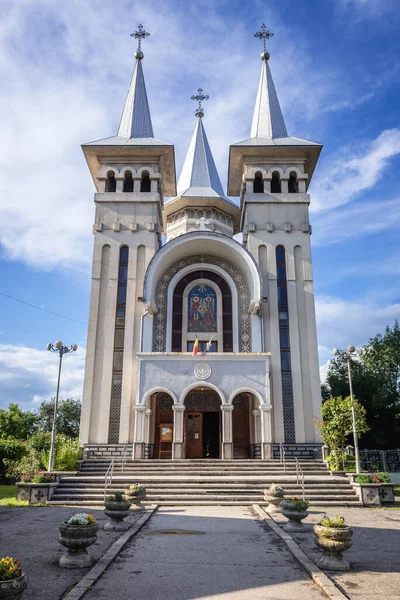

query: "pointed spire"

left=251, top=24, right=288, bottom=139
left=117, top=25, right=154, bottom=139
left=177, top=91, right=227, bottom=199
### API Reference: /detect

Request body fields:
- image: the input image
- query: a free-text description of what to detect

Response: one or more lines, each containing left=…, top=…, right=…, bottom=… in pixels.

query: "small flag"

left=192, top=337, right=199, bottom=357
left=203, top=335, right=214, bottom=355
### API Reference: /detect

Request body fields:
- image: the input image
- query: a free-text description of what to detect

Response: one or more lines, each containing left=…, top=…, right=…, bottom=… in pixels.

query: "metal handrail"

left=104, top=458, right=115, bottom=502
left=294, top=457, right=305, bottom=501
left=121, top=441, right=128, bottom=473
left=279, top=442, right=286, bottom=473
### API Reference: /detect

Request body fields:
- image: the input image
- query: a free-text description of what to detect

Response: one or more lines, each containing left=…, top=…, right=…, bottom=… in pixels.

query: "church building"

left=79, top=24, right=322, bottom=461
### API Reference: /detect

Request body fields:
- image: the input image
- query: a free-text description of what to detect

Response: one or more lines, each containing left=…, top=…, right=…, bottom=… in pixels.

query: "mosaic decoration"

left=281, top=371, right=295, bottom=443
left=153, top=254, right=251, bottom=352
left=188, top=284, right=216, bottom=332
left=108, top=372, right=122, bottom=443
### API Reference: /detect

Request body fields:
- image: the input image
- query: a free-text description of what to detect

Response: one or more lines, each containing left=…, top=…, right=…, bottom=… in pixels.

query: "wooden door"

left=185, top=412, right=203, bottom=458
left=232, top=395, right=249, bottom=459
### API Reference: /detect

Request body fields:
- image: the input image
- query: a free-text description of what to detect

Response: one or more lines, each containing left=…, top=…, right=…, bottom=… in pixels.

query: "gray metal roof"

left=84, top=135, right=170, bottom=147
left=177, top=117, right=228, bottom=200
left=234, top=135, right=321, bottom=147
left=118, top=58, right=154, bottom=138
left=250, top=56, right=287, bottom=139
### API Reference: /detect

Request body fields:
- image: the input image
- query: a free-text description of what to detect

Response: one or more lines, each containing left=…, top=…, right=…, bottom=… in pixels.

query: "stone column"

left=172, top=405, right=185, bottom=459
left=252, top=409, right=261, bottom=443
left=221, top=404, right=234, bottom=460
left=260, top=405, right=273, bottom=459
left=145, top=408, right=152, bottom=459
left=133, top=405, right=147, bottom=459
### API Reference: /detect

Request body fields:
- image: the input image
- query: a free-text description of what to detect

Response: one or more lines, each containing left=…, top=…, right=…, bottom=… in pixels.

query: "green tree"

left=36, top=398, right=81, bottom=438
left=315, top=396, right=369, bottom=469
left=0, top=403, right=37, bottom=440
left=322, top=321, right=400, bottom=448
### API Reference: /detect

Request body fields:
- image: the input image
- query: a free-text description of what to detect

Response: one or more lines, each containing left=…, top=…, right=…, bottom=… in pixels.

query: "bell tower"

left=80, top=26, right=176, bottom=445
left=228, top=25, right=322, bottom=447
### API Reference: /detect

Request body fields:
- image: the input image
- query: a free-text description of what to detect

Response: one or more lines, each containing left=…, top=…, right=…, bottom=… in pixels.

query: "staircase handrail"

left=279, top=442, right=286, bottom=473
left=104, top=458, right=115, bottom=502
left=294, top=457, right=305, bottom=501
left=121, top=441, right=128, bottom=473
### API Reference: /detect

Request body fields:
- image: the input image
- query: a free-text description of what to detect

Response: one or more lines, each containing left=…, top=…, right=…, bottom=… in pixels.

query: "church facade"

left=79, top=26, right=322, bottom=460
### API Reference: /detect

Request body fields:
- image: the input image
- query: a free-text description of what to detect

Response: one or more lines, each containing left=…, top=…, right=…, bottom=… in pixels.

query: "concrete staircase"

left=48, top=459, right=362, bottom=507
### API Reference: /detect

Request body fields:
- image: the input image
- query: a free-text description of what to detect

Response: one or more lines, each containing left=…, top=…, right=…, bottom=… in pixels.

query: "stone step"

left=53, top=486, right=356, bottom=495
left=57, top=483, right=352, bottom=490
left=48, top=498, right=362, bottom=507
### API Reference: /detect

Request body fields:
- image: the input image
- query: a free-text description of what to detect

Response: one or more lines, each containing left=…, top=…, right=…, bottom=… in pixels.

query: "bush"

left=355, top=474, right=371, bottom=484
left=0, top=439, right=26, bottom=483
left=7, top=433, right=80, bottom=475
left=355, top=472, right=392, bottom=484
left=376, top=471, right=391, bottom=483
left=327, top=453, right=356, bottom=472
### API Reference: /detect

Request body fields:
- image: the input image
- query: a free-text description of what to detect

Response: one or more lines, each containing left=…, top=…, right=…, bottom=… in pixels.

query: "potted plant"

left=313, top=514, right=353, bottom=571
left=104, top=492, right=131, bottom=531
left=125, top=483, right=146, bottom=509
left=59, top=513, right=99, bottom=568
left=353, top=472, right=394, bottom=506
left=263, top=484, right=285, bottom=513
left=0, top=557, right=27, bottom=599
left=15, top=471, right=58, bottom=505
left=281, top=497, right=309, bottom=532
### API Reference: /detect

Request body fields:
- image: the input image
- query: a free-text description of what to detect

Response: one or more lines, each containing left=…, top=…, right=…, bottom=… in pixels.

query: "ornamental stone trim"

left=194, top=363, right=211, bottom=380
left=153, top=254, right=251, bottom=352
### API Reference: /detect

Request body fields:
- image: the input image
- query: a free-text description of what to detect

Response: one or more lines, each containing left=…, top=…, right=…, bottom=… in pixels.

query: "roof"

left=250, top=56, right=288, bottom=139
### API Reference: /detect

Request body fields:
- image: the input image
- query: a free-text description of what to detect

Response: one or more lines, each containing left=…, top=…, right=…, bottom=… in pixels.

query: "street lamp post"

left=332, top=345, right=362, bottom=474
left=47, top=341, right=78, bottom=472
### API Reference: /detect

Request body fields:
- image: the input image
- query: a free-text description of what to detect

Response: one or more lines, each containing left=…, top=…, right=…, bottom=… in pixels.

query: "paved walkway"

left=84, top=506, right=327, bottom=600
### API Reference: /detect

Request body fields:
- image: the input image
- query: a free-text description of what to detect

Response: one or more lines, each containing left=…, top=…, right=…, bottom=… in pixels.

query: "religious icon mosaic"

left=188, top=284, right=217, bottom=332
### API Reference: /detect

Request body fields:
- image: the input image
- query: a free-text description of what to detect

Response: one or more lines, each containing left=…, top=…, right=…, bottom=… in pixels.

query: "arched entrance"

left=184, top=389, right=221, bottom=458
left=232, top=394, right=250, bottom=458
left=154, top=393, right=174, bottom=459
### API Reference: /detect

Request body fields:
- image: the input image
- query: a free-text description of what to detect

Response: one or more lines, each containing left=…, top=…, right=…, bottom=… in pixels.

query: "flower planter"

left=58, top=522, right=99, bottom=568
left=15, top=482, right=58, bottom=504
left=125, top=488, right=146, bottom=509
left=352, top=483, right=394, bottom=507
left=263, top=487, right=284, bottom=513
left=104, top=500, right=131, bottom=531
left=0, top=574, right=27, bottom=600
left=313, top=524, right=353, bottom=571
left=281, top=501, right=309, bottom=533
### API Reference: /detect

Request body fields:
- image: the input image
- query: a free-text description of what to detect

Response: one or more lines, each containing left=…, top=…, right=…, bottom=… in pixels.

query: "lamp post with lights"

left=332, top=345, right=363, bottom=474
left=46, top=341, right=78, bottom=472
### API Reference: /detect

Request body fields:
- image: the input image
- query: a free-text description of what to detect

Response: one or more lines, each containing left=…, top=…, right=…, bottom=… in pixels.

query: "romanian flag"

left=192, top=337, right=199, bottom=357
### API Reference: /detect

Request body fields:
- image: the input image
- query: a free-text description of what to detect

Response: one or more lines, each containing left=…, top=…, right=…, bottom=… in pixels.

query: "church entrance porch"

left=185, top=390, right=221, bottom=458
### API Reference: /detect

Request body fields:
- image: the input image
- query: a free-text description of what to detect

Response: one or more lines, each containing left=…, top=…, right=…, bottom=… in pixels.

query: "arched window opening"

left=140, top=171, right=151, bottom=192
left=288, top=172, right=298, bottom=193
left=154, top=393, right=174, bottom=459
left=253, top=172, right=264, bottom=193
left=271, top=171, right=281, bottom=193
left=123, top=171, right=133, bottom=192
left=106, top=170, right=116, bottom=192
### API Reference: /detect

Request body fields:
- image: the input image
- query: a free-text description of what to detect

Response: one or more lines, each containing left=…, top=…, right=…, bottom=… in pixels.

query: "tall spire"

left=117, top=25, right=154, bottom=139
left=177, top=89, right=227, bottom=199
left=250, top=24, right=288, bottom=139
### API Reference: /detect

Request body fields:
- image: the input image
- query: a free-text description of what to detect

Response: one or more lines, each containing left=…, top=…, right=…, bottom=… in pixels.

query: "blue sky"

left=0, top=0, right=400, bottom=410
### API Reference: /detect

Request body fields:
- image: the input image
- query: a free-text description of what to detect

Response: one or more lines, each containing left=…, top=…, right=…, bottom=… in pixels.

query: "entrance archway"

left=232, top=394, right=250, bottom=458
left=154, top=393, right=174, bottom=459
left=184, top=389, right=221, bottom=458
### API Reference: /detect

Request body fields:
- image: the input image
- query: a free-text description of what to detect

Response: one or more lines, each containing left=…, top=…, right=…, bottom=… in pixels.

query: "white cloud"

left=310, top=129, right=400, bottom=213
left=0, top=344, right=85, bottom=410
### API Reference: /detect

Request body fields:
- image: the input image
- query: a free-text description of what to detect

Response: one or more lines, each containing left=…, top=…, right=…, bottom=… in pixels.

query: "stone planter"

left=125, top=487, right=146, bottom=509
left=352, top=483, right=394, bottom=507
left=15, top=482, right=58, bottom=505
left=281, top=501, right=309, bottom=533
left=313, top=524, right=353, bottom=571
left=0, top=574, right=27, bottom=599
left=104, top=500, right=131, bottom=531
left=58, top=522, right=99, bottom=568
left=263, top=488, right=285, bottom=513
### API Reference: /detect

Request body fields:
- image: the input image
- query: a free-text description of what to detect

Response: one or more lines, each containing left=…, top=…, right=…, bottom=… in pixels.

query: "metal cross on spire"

left=254, top=23, right=274, bottom=54
left=131, top=24, right=150, bottom=58
left=191, top=88, right=209, bottom=118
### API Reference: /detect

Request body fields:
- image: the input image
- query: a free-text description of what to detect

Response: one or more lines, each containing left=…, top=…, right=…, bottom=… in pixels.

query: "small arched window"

left=288, top=171, right=298, bottom=194
left=106, top=170, right=116, bottom=192
left=123, top=171, right=133, bottom=192
left=140, top=171, right=151, bottom=192
left=271, top=171, right=281, bottom=193
left=253, top=171, right=264, bottom=193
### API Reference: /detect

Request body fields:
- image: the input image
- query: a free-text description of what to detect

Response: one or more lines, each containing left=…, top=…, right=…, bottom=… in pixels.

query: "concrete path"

left=84, top=506, right=327, bottom=599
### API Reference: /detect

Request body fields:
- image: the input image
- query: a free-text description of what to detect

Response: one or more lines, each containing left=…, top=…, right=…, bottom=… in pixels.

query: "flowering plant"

left=67, top=513, right=97, bottom=526
left=19, top=472, right=33, bottom=483
left=0, top=557, right=22, bottom=581
left=19, top=470, right=54, bottom=483
left=284, top=496, right=309, bottom=510
left=320, top=514, right=346, bottom=528
left=129, top=483, right=145, bottom=491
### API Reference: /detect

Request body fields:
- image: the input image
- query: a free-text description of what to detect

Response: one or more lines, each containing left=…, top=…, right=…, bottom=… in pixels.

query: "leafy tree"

left=315, top=396, right=369, bottom=469
left=0, top=403, right=37, bottom=440
left=36, top=398, right=81, bottom=438
left=322, top=321, right=400, bottom=448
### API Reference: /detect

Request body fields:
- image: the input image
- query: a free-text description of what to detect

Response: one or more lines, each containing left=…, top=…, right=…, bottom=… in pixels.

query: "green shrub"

left=0, top=439, right=26, bottom=483
left=52, top=438, right=80, bottom=471
left=355, top=474, right=371, bottom=484
left=7, top=433, right=80, bottom=475
left=327, top=453, right=356, bottom=471
left=376, top=472, right=391, bottom=483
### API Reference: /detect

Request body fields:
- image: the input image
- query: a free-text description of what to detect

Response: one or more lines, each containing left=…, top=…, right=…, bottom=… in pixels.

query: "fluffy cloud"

left=310, top=129, right=400, bottom=213
left=0, top=344, right=85, bottom=410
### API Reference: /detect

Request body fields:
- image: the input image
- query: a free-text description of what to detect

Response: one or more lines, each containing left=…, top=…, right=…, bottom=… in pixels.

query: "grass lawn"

left=0, top=484, right=47, bottom=508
